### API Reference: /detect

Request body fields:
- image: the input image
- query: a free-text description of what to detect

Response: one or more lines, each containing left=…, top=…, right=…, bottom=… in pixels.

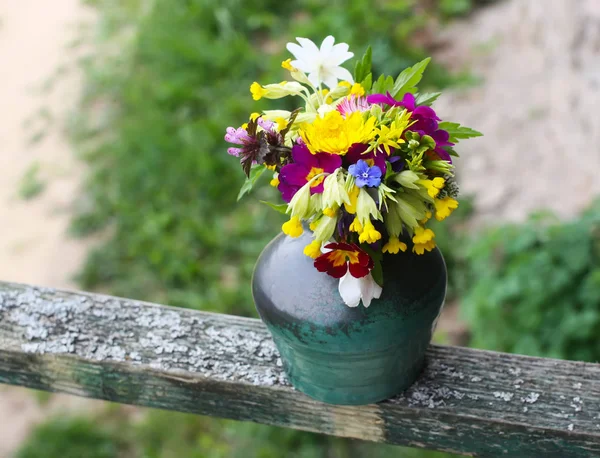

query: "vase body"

left=252, top=230, right=447, bottom=405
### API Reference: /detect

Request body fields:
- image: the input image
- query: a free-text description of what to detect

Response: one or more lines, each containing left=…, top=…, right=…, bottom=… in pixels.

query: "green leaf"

left=353, top=46, right=372, bottom=84
left=415, top=92, right=441, bottom=106
left=446, top=147, right=460, bottom=158
left=371, top=259, right=384, bottom=287
left=259, top=200, right=288, bottom=214
left=371, top=74, right=395, bottom=94
left=361, top=245, right=384, bottom=287
left=237, top=165, right=266, bottom=201
left=438, top=121, right=483, bottom=143
left=391, top=57, right=431, bottom=98
left=360, top=73, right=373, bottom=91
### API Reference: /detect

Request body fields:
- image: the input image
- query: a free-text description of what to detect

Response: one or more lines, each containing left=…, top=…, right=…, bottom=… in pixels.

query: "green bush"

left=461, top=200, right=600, bottom=362
left=18, top=411, right=461, bottom=458
left=16, top=416, right=125, bottom=458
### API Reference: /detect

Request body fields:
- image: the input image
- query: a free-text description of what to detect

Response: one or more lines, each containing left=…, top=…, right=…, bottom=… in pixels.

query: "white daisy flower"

left=286, top=36, right=354, bottom=89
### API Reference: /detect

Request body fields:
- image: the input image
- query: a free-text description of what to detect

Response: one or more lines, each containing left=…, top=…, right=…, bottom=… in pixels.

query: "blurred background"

left=2, top=0, right=600, bottom=456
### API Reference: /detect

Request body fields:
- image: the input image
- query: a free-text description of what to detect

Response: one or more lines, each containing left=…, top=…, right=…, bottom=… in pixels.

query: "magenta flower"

left=278, top=141, right=342, bottom=202
left=367, top=92, right=454, bottom=162
left=344, top=143, right=387, bottom=175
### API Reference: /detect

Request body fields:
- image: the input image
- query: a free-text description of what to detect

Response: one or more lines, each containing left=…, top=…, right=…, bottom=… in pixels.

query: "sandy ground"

left=0, top=2, right=103, bottom=456
left=434, top=0, right=600, bottom=224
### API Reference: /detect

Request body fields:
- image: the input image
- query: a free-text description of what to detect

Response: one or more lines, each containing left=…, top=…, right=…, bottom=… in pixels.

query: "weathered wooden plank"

left=0, top=282, right=599, bottom=457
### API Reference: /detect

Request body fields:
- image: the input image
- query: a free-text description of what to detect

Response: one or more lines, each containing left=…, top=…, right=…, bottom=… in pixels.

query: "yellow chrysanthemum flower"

left=383, top=237, right=408, bottom=254
left=303, top=240, right=322, bottom=259
left=420, top=177, right=445, bottom=198
left=282, top=216, right=303, bottom=238
left=434, top=197, right=459, bottom=221
left=358, top=220, right=382, bottom=244
left=299, top=111, right=376, bottom=155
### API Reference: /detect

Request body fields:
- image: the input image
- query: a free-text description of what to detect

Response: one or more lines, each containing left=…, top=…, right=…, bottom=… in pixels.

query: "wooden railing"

left=1, top=282, right=599, bottom=457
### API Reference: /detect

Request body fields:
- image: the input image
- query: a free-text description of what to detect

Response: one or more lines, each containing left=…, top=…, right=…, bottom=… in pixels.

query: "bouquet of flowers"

left=225, top=36, right=481, bottom=308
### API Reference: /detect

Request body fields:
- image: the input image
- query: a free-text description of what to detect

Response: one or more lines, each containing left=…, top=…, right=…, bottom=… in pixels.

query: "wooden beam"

left=0, top=282, right=599, bottom=457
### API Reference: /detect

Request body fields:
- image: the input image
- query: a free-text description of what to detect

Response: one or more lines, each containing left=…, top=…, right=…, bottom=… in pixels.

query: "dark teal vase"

left=252, top=230, right=447, bottom=405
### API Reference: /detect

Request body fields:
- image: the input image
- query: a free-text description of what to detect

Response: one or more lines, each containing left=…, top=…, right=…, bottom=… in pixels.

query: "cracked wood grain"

left=0, top=282, right=599, bottom=457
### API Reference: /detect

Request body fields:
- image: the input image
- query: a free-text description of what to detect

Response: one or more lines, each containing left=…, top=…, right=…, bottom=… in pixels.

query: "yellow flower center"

left=305, top=167, right=325, bottom=188
left=328, top=249, right=360, bottom=267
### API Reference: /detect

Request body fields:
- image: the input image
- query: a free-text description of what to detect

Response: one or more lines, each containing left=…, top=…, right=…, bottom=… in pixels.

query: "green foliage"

left=437, top=121, right=483, bottom=143
left=353, top=46, right=372, bottom=86
left=16, top=416, right=124, bottom=458
left=18, top=411, right=461, bottom=458
left=438, top=0, right=473, bottom=18
left=19, top=162, right=46, bottom=200
left=391, top=57, right=431, bottom=98
left=461, top=200, right=600, bottom=362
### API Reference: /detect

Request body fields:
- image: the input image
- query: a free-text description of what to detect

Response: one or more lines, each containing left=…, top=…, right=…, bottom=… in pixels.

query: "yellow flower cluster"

left=299, top=111, right=376, bottom=155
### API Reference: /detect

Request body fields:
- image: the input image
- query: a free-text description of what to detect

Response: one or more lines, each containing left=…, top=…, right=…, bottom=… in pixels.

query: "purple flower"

left=344, top=143, right=387, bottom=175
left=278, top=142, right=342, bottom=202
left=366, top=92, right=454, bottom=163
left=388, top=155, right=405, bottom=172
left=224, top=126, right=254, bottom=157
left=349, top=159, right=382, bottom=188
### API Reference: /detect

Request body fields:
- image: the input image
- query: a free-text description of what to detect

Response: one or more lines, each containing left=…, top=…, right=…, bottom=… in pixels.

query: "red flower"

left=314, top=243, right=374, bottom=279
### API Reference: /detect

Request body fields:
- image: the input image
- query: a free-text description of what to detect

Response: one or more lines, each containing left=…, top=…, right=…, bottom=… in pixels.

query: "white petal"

left=295, top=37, right=320, bottom=54
left=338, top=272, right=362, bottom=307
left=359, top=274, right=383, bottom=308
left=307, top=71, right=321, bottom=88
left=321, top=70, right=339, bottom=89
left=373, top=281, right=382, bottom=299
left=290, top=59, right=314, bottom=73
left=319, top=35, right=335, bottom=55
left=331, top=66, right=354, bottom=84
left=286, top=43, right=314, bottom=67
left=329, top=44, right=354, bottom=65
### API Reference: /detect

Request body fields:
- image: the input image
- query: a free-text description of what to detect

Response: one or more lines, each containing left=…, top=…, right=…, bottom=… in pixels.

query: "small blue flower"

left=348, top=159, right=382, bottom=188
